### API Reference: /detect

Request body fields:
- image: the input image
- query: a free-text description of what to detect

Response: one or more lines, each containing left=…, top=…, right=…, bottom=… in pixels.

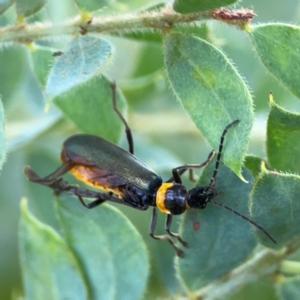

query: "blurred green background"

left=1, top=0, right=300, bottom=299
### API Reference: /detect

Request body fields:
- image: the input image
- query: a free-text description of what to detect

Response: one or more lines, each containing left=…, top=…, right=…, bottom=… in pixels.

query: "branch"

left=196, top=236, right=300, bottom=300
left=0, top=7, right=255, bottom=44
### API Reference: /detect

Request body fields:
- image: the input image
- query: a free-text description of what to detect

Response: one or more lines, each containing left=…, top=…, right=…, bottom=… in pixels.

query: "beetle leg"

left=77, top=195, right=106, bottom=208
left=110, top=81, right=134, bottom=154
left=165, top=168, right=186, bottom=183
left=66, top=186, right=148, bottom=211
left=149, top=208, right=185, bottom=257
left=165, top=169, right=197, bottom=183
left=169, top=150, right=215, bottom=184
left=165, top=214, right=189, bottom=248
left=24, top=164, right=72, bottom=186
left=188, top=169, right=198, bottom=182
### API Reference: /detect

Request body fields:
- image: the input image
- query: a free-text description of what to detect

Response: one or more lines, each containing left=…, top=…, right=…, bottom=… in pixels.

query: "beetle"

left=24, top=82, right=276, bottom=256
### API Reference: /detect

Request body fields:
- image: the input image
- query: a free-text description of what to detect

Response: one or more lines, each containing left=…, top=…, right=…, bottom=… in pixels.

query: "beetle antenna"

left=209, top=198, right=277, bottom=244
left=210, top=120, right=240, bottom=187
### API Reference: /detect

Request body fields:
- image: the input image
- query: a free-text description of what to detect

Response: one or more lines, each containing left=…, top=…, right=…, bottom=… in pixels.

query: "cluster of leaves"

left=1, top=0, right=300, bottom=299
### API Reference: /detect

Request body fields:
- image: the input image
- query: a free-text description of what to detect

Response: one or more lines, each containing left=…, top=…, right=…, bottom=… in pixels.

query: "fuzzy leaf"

left=267, top=97, right=300, bottom=173
left=19, top=199, right=87, bottom=300
left=0, top=99, right=5, bottom=170
left=0, top=0, right=14, bottom=14
left=250, top=165, right=300, bottom=248
left=173, top=0, right=238, bottom=14
left=46, top=36, right=113, bottom=99
left=56, top=194, right=149, bottom=300
left=53, top=76, right=126, bottom=143
left=0, top=46, right=27, bottom=104
left=164, top=33, right=253, bottom=180
left=74, top=0, right=109, bottom=12
left=29, top=44, right=56, bottom=87
left=45, top=36, right=119, bottom=141
left=249, top=24, right=300, bottom=99
left=245, top=155, right=265, bottom=178
left=177, top=159, right=256, bottom=291
left=277, top=276, right=300, bottom=300
left=16, top=0, right=47, bottom=17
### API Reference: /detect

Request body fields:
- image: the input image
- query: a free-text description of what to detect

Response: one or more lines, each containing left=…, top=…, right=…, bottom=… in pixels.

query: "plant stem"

left=0, top=7, right=255, bottom=44
left=196, top=248, right=283, bottom=300
left=196, top=236, right=300, bottom=300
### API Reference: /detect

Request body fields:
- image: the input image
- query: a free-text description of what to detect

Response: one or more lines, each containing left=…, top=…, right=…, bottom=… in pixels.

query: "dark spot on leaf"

left=193, top=221, right=200, bottom=231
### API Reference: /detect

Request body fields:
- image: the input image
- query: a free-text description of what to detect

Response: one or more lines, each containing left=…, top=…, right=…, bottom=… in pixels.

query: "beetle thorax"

left=156, top=183, right=188, bottom=215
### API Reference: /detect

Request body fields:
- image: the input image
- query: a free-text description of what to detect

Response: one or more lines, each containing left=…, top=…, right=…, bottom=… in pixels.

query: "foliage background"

left=1, top=0, right=300, bottom=299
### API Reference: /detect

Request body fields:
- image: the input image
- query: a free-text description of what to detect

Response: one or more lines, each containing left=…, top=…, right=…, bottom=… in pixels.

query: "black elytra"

left=24, top=82, right=276, bottom=257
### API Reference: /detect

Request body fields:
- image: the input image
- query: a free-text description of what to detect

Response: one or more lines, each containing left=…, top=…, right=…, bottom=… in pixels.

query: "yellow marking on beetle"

left=70, top=165, right=123, bottom=199
left=186, top=201, right=191, bottom=209
left=156, top=182, right=174, bottom=214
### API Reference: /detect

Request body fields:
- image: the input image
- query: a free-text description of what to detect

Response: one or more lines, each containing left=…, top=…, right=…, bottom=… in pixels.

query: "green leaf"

left=267, top=97, right=300, bottom=173
left=0, top=46, right=27, bottom=106
left=28, top=44, right=56, bottom=87
left=164, top=33, right=253, bottom=179
left=173, top=0, right=238, bottom=14
left=230, top=278, right=278, bottom=300
left=19, top=198, right=87, bottom=300
left=46, top=36, right=113, bottom=99
left=139, top=1, right=165, bottom=12
left=74, top=0, right=109, bottom=12
left=45, top=37, right=119, bottom=141
left=54, top=75, right=126, bottom=143
left=173, top=23, right=210, bottom=39
left=56, top=194, right=149, bottom=300
left=123, top=23, right=210, bottom=44
left=0, top=0, right=14, bottom=14
left=122, top=31, right=163, bottom=43
left=245, top=156, right=264, bottom=179
left=7, top=112, right=60, bottom=152
left=250, top=165, right=300, bottom=248
left=0, top=98, right=5, bottom=170
left=16, top=0, right=47, bottom=17
left=277, top=276, right=300, bottom=300
left=177, top=159, right=256, bottom=291
left=131, top=43, right=164, bottom=78
left=249, top=24, right=300, bottom=99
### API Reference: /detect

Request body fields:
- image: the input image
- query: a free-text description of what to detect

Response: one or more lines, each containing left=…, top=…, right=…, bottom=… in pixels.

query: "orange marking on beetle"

left=156, top=182, right=174, bottom=214
left=70, top=165, right=123, bottom=199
